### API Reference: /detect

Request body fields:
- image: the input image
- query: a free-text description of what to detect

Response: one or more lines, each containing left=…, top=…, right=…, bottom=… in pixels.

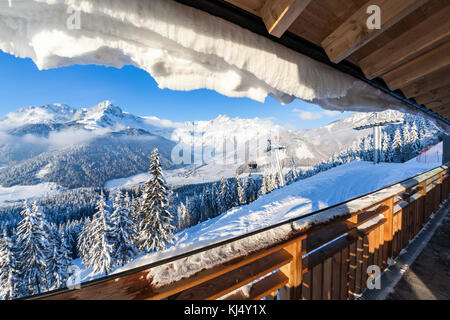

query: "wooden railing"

left=37, top=164, right=449, bottom=300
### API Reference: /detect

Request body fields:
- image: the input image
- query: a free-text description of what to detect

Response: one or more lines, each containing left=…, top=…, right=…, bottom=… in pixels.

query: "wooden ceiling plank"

left=260, top=0, right=312, bottom=38
left=440, top=105, right=450, bottom=118
left=401, top=67, right=450, bottom=98
left=414, top=86, right=450, bottom=105
left=427, top=96, right=450, bottom=111
left=321, top=0, right=429, bottom=63
left=430, top=99, right=450, bottom=113
left=359, top=5, right=450, bottom=79
left=224, top=0, right=265, bottom=16
left=382, top=41, right=450, bottom=90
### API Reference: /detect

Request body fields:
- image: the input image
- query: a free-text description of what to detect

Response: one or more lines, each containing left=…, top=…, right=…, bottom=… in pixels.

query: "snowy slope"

left=111, top=145, right=443, bottom=284
left=0, top=182, right=63, bottom=206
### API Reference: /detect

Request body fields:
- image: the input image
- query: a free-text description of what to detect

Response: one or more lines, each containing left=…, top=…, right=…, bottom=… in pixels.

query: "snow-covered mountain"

left=0, top=104, right=76, bottom=129
left=0, top=102, right=439, bottom=190
left=1, top=100, right=174, bottom=135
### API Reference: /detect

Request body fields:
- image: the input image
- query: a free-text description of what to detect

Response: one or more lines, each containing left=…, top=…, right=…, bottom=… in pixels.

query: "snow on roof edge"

left=1, top=0, right=447, bottom=132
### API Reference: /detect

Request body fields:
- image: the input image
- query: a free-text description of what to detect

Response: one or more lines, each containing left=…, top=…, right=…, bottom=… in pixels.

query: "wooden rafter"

left=224, top=0, right=265, bottom=16
left=430, top=101, right=450, bottom=114
left=415, top=86, right=450, bottom=105
left=441, top=107, right=450, bottom=119
left=260, top=0, right=312, bottom=37
left=359, top=4, right=450, bottom=79
left=427, top=96, right=450, bottom=111
left=382, top=41, right=450, bottom=90
left=321, top=0, right=429, bottom=63
left=401, top=67, right=450, bottom=98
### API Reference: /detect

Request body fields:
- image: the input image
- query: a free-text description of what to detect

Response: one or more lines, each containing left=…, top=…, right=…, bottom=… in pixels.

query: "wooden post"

left=382, top=197, right=394, bottom=261
left=279, top=237, right=304, bottom=300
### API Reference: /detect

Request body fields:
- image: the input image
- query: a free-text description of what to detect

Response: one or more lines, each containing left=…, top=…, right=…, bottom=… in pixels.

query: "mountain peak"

left=0, top=103, right=76, bottom=128
left=91, top=100, right=114, bottom=111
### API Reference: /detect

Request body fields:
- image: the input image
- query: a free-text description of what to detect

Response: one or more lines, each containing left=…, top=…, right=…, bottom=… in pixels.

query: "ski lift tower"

left=353, top=112, right=403, bottom=164
left=266, top=137, right=287, bottom=186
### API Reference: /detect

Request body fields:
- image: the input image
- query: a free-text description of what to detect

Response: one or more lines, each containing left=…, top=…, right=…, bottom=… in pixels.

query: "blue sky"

left=0, top=51, right=351, bottom=129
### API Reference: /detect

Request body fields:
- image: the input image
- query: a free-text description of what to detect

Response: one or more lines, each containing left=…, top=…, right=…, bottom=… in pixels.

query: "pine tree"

left=410, top=121, right=420, bottom=153
left=259, top=172, right=270, bottom=196
left=77, top=217, right=93, bottom=265
left=285, top=158, right=299, bottom=184
left=131, top=195, right=142, bottom=244
left=111, top=190, right=138, bottom=267
left=269, top=172, right=280, bottom=192
left=138, top=148, right=175, bottom=252
left=46, top=231, right=71, bottom=290
left=363, top=136, right=373, bottom=161
left=218, top=177, right=235, bottom=213
left=83, top=193, right=115, bottom=275
left=177, top=201, right=190, bottom=230
left=201, top=188, right=215, bottom=221
left=391, top=128, right=403, bottom=161
left=381, top=131, right=390, bottom=162
left=16, top=201, right=49, bottom=295
left=246, top=174, right=257, bottom=203
left=0, top=230, right=20, bottom=300
left=236, top=177, right=247, bottom=205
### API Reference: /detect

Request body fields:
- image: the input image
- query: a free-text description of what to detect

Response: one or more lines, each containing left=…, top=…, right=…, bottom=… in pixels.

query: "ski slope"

left=0, top=182, right=62, bottom=206
left=112, top=143, right=444, bottom=284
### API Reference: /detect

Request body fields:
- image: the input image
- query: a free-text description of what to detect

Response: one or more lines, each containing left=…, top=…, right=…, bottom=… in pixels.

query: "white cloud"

left=323, top=110, right=342, bottom=117
left=292, top=108, right=343, bottom=120
left=292, top=109, right=322, bottom=120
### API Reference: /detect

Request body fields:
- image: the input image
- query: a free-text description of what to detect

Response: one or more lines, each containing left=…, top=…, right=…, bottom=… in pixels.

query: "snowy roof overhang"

left=1, top=0, right=449, bottom=132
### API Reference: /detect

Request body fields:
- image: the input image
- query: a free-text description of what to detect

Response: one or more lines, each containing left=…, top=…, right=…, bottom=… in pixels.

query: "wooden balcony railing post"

left=279, top=236, right=304, bottom=300
left=382, top=197, right=394, bottom=263
left=419, top=180, right=428, bottom=225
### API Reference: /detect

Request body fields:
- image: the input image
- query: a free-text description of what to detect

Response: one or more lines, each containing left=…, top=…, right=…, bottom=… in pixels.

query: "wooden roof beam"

left=427, top=96, right=450, bottom=111
left=260, top=0, right=312, bottom=38
left=440, top=107, right=450, bottom=119
left=321, top=0, right=429, bottom=64
left=382, top=41, right=450, bottom=90
left=359, top=5, right=450, bottom=80
left=401, top=67, right=450, bottom=98
left=414, top=86, right=450, bottom=105
left=430, top=101, right=450, bottom=114
left=224, top=0, right=265, bottom=17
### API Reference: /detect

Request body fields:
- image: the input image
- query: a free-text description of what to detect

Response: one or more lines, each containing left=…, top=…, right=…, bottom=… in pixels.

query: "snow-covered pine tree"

left=131, top=195, right=142, bottom=236
left=16, top=201, right=49, bottom=295
left=111, top=190, right=138, bottom=267
left=246, top=174, right=257, bottom=203
left=270, top=172, right=280, bottom=191
left=218, top=177, right=235, bottom=213
left=286, top=158, right=300, bottom=184
left=177, top=201, right=190, bottom=230
left=83, top=192, right=115, bottom=275
left=410, top=121, right=420, bottom=153
left=363, top=136, right=373, bottom=161
left=391, top=128, right=403, bottom=161
left=0, top=230, right=20, bottom=300
left=77, top=217, right=93, bottom=264
left=138, top=148, right=175, bottom=253
left=236, top=177, right=247, bottom=205
left=381, top=131, right=390, bottom=162
left=402, top=122, right=413, bottom=160
left=259, top=171, right=270, bottom=196
left=46, top=231, right=71, bottom=290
